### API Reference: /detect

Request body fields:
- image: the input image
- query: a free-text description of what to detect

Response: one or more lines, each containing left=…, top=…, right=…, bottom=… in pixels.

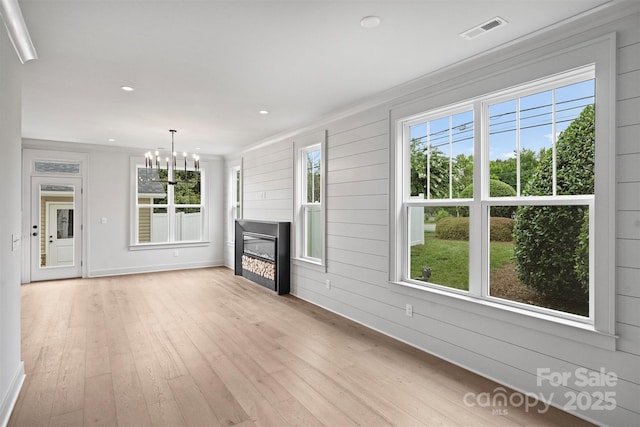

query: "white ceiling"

left=19, top=0, right=614, bottom=156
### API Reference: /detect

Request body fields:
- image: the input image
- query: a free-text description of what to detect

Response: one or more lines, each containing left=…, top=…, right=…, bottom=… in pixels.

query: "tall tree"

left=489, top=148, right=542, bottom=191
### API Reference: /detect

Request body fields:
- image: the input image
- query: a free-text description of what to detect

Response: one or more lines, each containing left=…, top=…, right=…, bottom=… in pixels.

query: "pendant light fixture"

left=142, top=129, right=200, bottom=185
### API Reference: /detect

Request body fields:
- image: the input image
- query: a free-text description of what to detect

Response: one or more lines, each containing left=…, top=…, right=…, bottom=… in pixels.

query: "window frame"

left=294, top=130, right=327, bottom=268
left=478, top=69, right=596, bottom=321
left=390, top=34, right=616, bottom=348
left=130, top=159, right=208, bottom=248
left=228, top=164, right=242, bottom=243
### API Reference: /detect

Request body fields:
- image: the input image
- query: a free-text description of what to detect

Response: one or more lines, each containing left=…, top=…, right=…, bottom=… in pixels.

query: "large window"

left=295, top=131, right=326, bottom=266
left=398, top=66, right=602, bottom=323
left=135, top=167, right=204, bottom=244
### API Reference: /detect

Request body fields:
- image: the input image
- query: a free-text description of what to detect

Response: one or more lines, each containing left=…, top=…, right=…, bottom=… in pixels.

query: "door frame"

left=22, top=148, right=88, bottom=283
left=30, top=176, right=82, bottom=281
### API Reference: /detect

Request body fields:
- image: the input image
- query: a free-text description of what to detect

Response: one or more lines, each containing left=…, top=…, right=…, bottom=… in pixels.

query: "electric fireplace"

left=235, top=220, right=290, bottom=294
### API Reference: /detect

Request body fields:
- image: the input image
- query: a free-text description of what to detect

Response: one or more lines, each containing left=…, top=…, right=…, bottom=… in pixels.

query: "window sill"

left=293, top=257, right=326, bottom=273
left=129, top=241, right=210, bottom=251
left=389, top=280, right=617, bottom=351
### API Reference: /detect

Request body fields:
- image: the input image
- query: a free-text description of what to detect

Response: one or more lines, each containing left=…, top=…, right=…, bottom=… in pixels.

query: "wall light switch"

left=100, top=217, right=107, bottom=224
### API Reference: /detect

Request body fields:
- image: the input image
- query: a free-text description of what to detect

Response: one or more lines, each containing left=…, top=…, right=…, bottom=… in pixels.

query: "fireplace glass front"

left=243, top=233, right=276, bottom=261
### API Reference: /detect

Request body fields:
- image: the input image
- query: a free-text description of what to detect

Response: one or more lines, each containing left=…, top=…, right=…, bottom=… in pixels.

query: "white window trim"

left=130, top=157, right=208, bottom=248
left=293, top=130, right=327, bottom=270
left=390, top=34, right=616, bottom=350
left=227, top=163, right=242, bottom=244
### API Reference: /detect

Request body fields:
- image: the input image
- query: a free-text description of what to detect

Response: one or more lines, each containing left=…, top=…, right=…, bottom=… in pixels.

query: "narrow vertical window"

left=229, top=165, right=241, bottom=242
left=295, top=131, right=326, bottom=266
left=301, top=145, right=322, bottom=260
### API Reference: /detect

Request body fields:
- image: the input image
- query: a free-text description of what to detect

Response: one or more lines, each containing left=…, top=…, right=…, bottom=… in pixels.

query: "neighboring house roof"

left=137, top=169, right=167, bottom=196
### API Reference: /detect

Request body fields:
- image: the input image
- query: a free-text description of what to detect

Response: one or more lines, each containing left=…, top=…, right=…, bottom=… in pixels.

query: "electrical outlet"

left=405, top=303, right=413, bottom=317
left=325, top=279, right=331, bottom=289
left=173, top=250, right=179, bottom=257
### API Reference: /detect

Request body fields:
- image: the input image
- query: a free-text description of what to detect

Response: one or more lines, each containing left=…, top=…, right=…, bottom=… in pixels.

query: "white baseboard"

left=88, top=260, right=224, bottom=278
left=0, top=362, right=25, bottom=427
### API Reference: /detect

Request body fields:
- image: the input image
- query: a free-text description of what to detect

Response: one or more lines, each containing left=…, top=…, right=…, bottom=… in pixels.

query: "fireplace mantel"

left=234, top=220, right=290, bottom=295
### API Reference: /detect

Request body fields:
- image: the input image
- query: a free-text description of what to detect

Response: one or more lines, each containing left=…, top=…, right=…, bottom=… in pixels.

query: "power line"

left=489, top=116, right=588, bottom=136
left=409, top=95, right=593, bottom=152
left=489, top=100, right=593, bottom=130
left=488, top=95, right=594, bottom=121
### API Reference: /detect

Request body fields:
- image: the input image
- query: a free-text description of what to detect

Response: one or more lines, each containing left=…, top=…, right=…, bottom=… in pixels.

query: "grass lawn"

left=410, top=230, right=589, bottom=316
left=410, top=231, right=514, bottom=290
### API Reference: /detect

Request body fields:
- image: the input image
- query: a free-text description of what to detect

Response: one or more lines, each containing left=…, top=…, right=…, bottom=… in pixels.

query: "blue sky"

left=409, top=79, right=595, bottom=161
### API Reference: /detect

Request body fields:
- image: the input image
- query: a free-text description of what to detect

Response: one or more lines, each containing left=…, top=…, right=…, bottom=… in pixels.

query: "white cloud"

left=500, top=151, right=516, bottom=160
left=544, top=131, right=562, bottom=142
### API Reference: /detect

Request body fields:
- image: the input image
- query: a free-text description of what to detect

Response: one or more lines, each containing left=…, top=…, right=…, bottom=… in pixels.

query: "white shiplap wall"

left=616, top=16, right=640, bottom=359
left=242, top=140, right=294, bottom=222
left=227, top=7, right=640, bottom=426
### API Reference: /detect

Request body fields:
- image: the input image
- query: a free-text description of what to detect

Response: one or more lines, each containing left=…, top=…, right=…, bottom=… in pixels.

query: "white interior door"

left=31, top=176, right=82, bottom=281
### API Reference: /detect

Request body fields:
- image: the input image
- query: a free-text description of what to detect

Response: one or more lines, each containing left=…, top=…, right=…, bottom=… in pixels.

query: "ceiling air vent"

left=460, top=17, right=508, bottom=40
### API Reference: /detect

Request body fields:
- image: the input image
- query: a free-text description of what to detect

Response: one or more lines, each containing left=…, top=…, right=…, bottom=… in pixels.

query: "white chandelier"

left=143, top=129, right=200, bottom=185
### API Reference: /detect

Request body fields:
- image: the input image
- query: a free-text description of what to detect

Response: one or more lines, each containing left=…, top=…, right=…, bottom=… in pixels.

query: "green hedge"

left=459, top=179, right=517, bottom=218
left=436, top=217, right=514, bottom=242
left=513, top=105, right=594, bottom=304
left=436, top=217, right=469, bottom=240
left=490, top=217, right=515, bottom=242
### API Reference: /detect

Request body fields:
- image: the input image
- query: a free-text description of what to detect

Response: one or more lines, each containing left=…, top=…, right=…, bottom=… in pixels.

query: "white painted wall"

left=227, top=6, right=640, bottom=426
left=0, top=26, right=25, bottom=427
left=22, top=141, right=225, bottom=279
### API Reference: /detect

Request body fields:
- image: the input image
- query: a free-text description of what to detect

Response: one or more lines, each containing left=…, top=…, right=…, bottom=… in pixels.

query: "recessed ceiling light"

left=360, top=16, right=381, bottom=29
left=196, top=147, right=201, bottom=150
left=107, top=138, right=115, bottom=142
left=259, top=110, right=269, bottom=115
left=120, top=85, right=135, bottom=92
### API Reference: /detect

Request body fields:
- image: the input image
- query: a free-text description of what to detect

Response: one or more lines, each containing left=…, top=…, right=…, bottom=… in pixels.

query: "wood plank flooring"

left=8, top=267, right=593, bottom=426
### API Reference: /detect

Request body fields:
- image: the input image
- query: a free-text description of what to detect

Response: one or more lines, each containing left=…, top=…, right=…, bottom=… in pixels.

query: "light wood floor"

left=8, top=267, right=593, bottom=427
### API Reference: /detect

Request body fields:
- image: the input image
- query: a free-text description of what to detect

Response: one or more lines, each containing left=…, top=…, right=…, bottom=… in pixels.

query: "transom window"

left=399, top=66, right=597, bottom=322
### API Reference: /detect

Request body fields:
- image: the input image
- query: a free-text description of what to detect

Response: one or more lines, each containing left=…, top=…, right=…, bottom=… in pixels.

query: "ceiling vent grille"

left=460, top=17, right=508, bottom=40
